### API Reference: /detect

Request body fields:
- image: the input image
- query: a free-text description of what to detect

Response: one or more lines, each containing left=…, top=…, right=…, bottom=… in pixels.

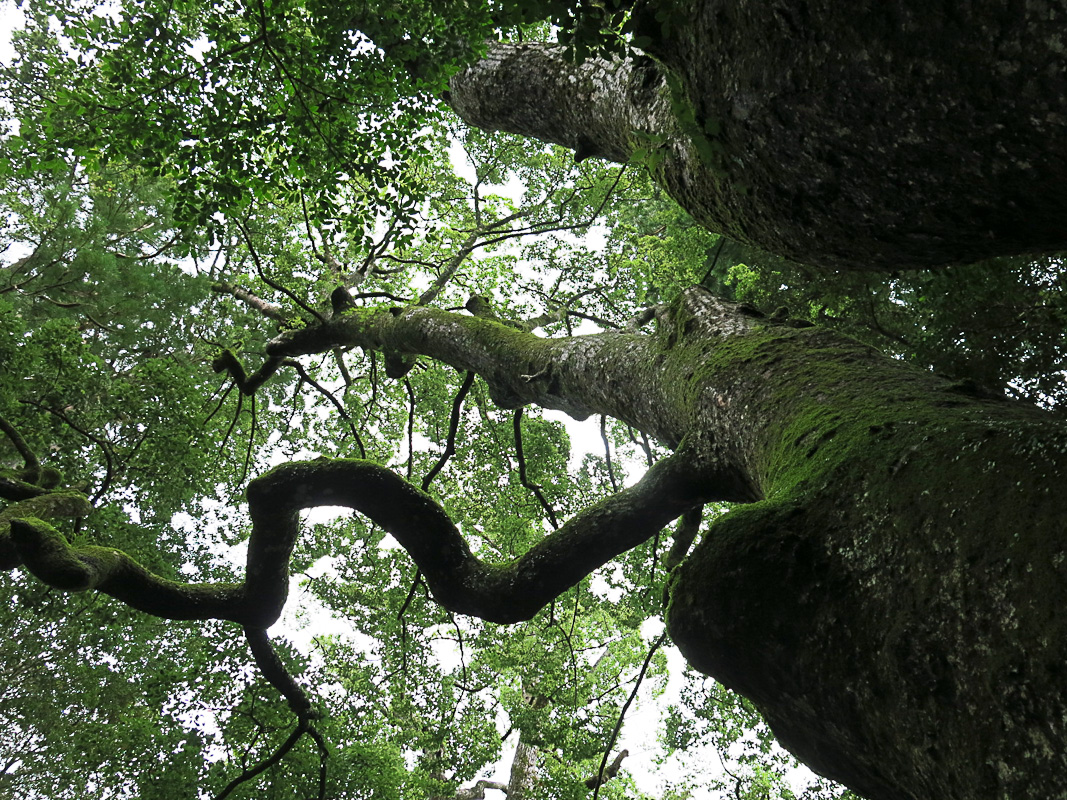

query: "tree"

left=3, top=3, right=1067, bottom=800
left=447, top=2, right=1067, bottom=270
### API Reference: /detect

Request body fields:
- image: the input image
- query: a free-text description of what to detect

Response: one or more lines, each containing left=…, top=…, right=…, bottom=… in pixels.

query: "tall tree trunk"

left=13, top=290, right=1067, bottom=799
left=266, top=289, right=1067, bottom=800
left=448, top=2, right=1067, bottom=270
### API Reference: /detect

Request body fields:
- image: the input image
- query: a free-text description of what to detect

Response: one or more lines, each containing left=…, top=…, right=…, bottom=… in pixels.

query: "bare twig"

left=422, top=371, right=476, bottom=492
left=284, top=360, right=366, bottom=458
left=234, top=218, right=326, bottom=324
left=591, top=632, right=668, bottom=800
left=20, top=401, right=114, bottom=503
left=512, top=409, right=559, bottom=529
left=600, top=415, right=619, bottom=493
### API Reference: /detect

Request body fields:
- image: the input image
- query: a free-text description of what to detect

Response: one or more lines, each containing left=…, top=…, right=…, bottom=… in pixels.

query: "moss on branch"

left=6, top=454, right=714, bottom=626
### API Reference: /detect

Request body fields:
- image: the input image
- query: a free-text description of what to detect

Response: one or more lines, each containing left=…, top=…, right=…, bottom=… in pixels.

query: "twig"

left=512, top=409, right=559, bottom=529
left=422, top=371, right=476, bottom=492
left=234, top=218, right=326, bottom=324
left=20, top=401, right=113, bottom=502
left=600, top=416, right=620, bottom=493
left=285, top=360, right=366, bottom=458
left=591, top=632, right=668, bottom=800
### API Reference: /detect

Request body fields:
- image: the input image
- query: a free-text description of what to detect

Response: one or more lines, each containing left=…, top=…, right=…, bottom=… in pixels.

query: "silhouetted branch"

left=7, top=447, right=715, bottom=626
left=422, top=371, right=476, bottom=492
left=590, top=632, right=667, bottom=800
left=512, top=409, right=559, bottom=529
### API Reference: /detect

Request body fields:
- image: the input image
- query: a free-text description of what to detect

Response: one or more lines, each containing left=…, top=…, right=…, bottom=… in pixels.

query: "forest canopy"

left=1, top=2, right=1065, bottom=800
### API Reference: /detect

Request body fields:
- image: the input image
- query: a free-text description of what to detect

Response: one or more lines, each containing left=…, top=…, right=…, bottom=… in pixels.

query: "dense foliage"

left=1, top=2, right=1059, bottom=799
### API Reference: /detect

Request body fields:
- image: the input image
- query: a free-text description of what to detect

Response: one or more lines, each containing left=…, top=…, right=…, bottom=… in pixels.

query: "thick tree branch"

left=449, top=19, right=1067, bottom=269
left=0, top=491, right=93, bottom=570
left=7, top=448, right=713, bottom=626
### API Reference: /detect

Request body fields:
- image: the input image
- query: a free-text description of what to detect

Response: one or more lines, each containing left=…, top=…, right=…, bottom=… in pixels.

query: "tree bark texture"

left=270, top=291, right=1067, bottom=800
left=448, top=2, right=1067, bottom=270
left=9, top=290, right=1067, bottom=800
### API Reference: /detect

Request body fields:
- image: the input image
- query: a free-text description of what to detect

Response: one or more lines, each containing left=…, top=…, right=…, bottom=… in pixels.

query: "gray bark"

left=448, top=2, right=1067, bottom=270
left=12, top=289, right=1067, bottom=800
left=506, top=731, right=540, bottom=800
left=270, top=290, right=1067, bottom=800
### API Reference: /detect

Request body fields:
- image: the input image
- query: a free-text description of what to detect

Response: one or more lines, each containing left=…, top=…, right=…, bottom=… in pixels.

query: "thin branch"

left=404, top=379, right=416, bottom=480
left=240, top=394, right=257, bottom=487
left=203, top=380, right=236, bottom=427
left=212, top=282, right=290, bottom=323
left=590, top=632, right=668, bottom=800
left=700, top=234, right=728, bottom=286
left=417, top=230, right=481, bottom=307
left=350, top=290, right=413, bottom=304
left=234, top=218, right=326, bottom=324
left=20, top=401, right=114, bottom=503
left=211, top=628, right=325, bottom=799
left=422, top=371, right=476, bottom=492
left=285, top=360, right=366, bottom=458
left=213, top=718, right=309, bottom=800
left=600, top=415, right=620, bottom=493
left=0, top=416, right=41, bottom=485
left=512, top=409, right=559, bottom=529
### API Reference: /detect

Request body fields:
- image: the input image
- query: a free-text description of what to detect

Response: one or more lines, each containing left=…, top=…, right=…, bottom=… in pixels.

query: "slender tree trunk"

left=448, top=2, right=1067, bottom=270
left=506, top=731, right=540, bottom=800
left=267, top=288, right=1067, bottom=800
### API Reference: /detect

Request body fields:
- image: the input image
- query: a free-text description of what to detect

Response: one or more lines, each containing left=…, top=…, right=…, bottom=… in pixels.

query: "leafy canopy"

left=3, top=2, right=1050, bottom=799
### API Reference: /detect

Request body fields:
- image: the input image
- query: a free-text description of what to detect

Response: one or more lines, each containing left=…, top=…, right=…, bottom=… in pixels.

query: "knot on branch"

left=213, top=349, right=285, bottom=394
left=330, top=286, right=358, bottom=316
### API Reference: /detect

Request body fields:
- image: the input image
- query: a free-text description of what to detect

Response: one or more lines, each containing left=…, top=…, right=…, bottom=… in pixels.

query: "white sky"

left=0, top=3, right=21, bottom=65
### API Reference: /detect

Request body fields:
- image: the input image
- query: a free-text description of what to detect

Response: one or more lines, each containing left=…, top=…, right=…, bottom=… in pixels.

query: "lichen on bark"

left=449, top=2, right=1067, bottom=270
left=9, top=287, right=1067, bottom=800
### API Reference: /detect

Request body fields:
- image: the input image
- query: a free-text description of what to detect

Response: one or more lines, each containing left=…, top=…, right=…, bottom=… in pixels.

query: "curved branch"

left=213, top=350, right=286, bottom=396
left=422, top=371, right=476, bottom=492
left=213, top=715, right=310, bottom=800
left=0, top=491, right=92, bottom=570
left=512, top=409, right=559, bottom=529
left=7, top=448, right=715, bottom=626
left=590, top=632, right=667, bottom=800
left=20, top=402, right=115, bottom=503
left=0, top=416, right=41, bottom=485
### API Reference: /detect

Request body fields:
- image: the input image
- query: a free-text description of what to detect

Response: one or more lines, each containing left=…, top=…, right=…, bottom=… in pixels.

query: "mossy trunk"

left=16, top=288, right=1064, bottom=800
left=664, top=305, right=1067, bottom=799
left=269, top=287, right=1067, bottom=799
left=448, top=1, right=1067, bottom=270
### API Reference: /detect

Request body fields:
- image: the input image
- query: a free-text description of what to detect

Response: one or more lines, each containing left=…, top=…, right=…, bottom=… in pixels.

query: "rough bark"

left=267, top=291, right=1067, bottom=798
left=506, top=731, right=540, bottom=800
left=7, top=289, right=1067, bottom=799
left=448, top=2, right=1067, bottom=270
